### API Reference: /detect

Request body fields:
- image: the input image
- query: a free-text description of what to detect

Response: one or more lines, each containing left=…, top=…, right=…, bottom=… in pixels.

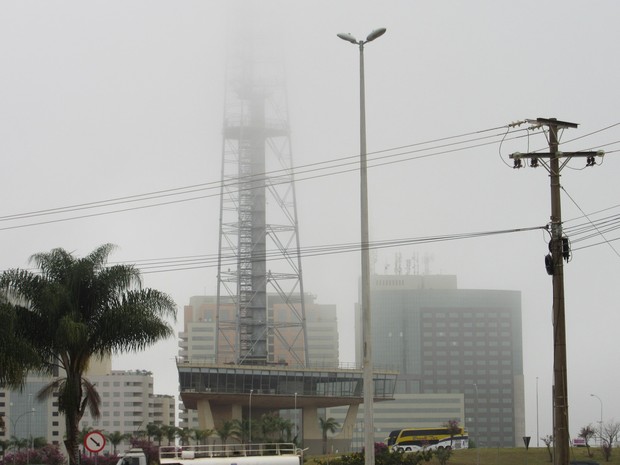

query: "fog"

left=1, top=0, right=619, bottom=442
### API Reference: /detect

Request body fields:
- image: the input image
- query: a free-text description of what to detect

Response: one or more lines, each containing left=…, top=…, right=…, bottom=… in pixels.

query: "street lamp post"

left=337, top=27, right=386, bottom=465
left=536, top=377, right=540, bottom=448
left=294, top=392, right=298, bottom=443
left=249, top=389, right=254, bottom=445
left=10, top=408, right=35, bottom=465
left=590, top=394, right=603, bottom=445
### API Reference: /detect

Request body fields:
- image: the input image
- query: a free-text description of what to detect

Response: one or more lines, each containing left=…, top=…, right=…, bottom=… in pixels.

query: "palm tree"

left=193, top=428, right=215, bottom=445
left=216, top=420, right=236, bottom=445
left=319, top=417, right=340, bottom=455
left=231, top=418, right=250, bottom=444
left=277, top=417, right=294, bottom=443
left=0, top=439, right=11, bottom=458
left=161, top=425, right=179, bottom=446
left=146, top=423, right=164, bottom=446
left=11, top=435, right=29, bottom=451
left=0, top=297, right=40, bottom=386
left=106, top=431, right=130, bottom=455
left=259, top=412, right=293, bottom=443
left=177, top=427, right=193, bottom=446
left=0, top=244, right=177, bottom=465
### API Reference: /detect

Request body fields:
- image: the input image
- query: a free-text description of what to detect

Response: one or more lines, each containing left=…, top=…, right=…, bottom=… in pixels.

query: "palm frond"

left=80, top=377, right=101, bottom=419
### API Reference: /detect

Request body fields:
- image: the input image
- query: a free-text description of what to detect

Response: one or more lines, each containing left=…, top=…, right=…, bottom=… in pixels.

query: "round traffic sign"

left=84, top=430, right=106, bottom=454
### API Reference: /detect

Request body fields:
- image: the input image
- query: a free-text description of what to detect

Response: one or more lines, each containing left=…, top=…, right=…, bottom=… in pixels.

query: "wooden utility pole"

left=510, top=117, right=603, bottom=465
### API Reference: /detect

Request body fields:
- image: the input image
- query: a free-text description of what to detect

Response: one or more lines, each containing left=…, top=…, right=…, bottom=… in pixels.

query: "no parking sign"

left=84, top=431, right=106, bottom=454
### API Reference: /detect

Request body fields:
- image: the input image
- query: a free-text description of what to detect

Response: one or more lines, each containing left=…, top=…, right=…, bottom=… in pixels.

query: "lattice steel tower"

left=215, top=38, right=308, bottom=367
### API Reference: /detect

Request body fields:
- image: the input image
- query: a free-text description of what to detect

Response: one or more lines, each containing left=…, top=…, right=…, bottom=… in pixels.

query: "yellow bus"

left=387, top=427, right=469, bottom=452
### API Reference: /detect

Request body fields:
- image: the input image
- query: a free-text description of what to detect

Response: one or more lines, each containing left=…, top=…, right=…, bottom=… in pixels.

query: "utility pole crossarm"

left=510, top=151, right=604, bottom=160
left=510, top=150, right=604, bottom=169
left=527, top=117, right=578, bottom=129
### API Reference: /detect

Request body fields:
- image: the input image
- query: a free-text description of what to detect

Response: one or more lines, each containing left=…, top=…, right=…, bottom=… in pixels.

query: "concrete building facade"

left=178, top=293, right=340, bottom=429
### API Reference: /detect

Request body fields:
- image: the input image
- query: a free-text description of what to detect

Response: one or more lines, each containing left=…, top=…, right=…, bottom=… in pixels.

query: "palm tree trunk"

left=65, top=412, right=80, bottom=465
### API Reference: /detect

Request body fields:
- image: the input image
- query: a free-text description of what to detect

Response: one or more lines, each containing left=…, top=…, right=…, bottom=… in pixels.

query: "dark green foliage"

left=436, top=447, right=452, bottom=465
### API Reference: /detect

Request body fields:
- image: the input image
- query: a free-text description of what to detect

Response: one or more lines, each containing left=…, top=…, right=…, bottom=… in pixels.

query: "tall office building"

left=354, top=274, right=525, bottom=447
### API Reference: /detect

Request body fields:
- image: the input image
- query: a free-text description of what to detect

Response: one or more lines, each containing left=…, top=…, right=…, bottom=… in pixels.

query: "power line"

left=4, top=122, right=617, bottom=231
left=2, top=124, right=521, bottom=225
left=125, top=224, right=547, bottom=275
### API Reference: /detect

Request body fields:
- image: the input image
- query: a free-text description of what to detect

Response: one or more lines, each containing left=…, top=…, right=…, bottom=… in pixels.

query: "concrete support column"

left=196, top=399, right=215, bottom=430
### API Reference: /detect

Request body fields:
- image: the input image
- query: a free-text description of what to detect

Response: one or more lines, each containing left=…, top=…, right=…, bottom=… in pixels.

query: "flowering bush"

left=317, top=442, right=434, bottom=465
left=1, top=444, right=65, bottom=465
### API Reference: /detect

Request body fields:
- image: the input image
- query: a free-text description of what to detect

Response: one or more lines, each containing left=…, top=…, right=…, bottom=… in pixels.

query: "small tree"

left=542, top=435, right=553, bottom=462
left=601, top=420, right=620, bottom=462
left=443, top=419, right=461, bottom=448
left=436, top=446, right=452, bottom=465
left=129, top=437, right=159, bottom=465
left=579, top=424, right=596, bottom=457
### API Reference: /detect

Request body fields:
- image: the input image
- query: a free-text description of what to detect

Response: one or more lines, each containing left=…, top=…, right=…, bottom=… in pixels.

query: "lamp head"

left=337, top=32, right=358, bottom=44
left=366, top=28, right=387, bottom=42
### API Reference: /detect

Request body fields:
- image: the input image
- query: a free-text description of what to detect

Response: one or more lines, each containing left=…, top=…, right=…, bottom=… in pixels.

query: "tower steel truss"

left=216, top=45, right=308, bottom=367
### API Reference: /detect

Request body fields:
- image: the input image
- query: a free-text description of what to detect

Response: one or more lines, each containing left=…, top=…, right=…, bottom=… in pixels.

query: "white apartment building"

left=1, top=359, right=175, bottom=455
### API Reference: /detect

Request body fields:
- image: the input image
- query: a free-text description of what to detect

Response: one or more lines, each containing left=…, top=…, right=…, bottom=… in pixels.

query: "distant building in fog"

left=348, top=274, right=524, bottom=447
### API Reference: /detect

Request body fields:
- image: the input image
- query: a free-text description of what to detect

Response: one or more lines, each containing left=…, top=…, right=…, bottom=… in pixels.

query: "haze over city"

left=1, top=0, right=619, bottom=444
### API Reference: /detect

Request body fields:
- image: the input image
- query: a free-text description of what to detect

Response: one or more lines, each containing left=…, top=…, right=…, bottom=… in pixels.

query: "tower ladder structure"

left=215, top=41, right=308, bottom=367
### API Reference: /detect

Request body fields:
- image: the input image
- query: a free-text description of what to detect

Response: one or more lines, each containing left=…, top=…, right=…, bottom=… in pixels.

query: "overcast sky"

left=1, top=1, right=619, bottom=442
